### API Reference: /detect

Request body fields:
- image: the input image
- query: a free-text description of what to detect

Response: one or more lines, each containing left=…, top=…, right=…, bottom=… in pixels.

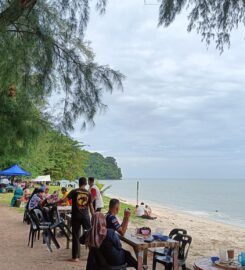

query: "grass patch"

left=0, top=186, right=142, bottom=224
left=103, top=196, right=143, bottom=225
left=0, top=192, right=13, bottom=205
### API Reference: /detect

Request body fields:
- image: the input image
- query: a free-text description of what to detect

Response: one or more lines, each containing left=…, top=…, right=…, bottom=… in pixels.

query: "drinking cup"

left=227, top=249, right=234, bottom=260
left=219, top=249, right=227, bottom=262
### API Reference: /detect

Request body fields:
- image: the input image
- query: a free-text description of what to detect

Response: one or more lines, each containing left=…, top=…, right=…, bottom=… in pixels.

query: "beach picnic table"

left=119, top=232, right=179, bottom=270
left=194, top=257, right=219, bottom=270
left=64, top=213, right=72, bottom=249
left=57, top=205, right=72, bottom=214
left=194, top=257, right=241, bottom=270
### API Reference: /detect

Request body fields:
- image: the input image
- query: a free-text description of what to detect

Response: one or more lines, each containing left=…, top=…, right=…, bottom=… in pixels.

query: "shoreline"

left=106, top=193, right=245, bottom=265
left=106, top=192, right=245, bottom=230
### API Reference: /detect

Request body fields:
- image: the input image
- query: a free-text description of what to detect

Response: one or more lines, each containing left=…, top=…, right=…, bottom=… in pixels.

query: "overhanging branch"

left=0, top=0, right=37, bottom=28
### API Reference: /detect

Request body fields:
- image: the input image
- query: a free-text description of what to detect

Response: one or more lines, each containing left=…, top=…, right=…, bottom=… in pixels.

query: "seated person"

left=145, top=204, right=152, bottom=215
left=20, top=189, right=31, bottom=203
left=135, top=203, right=145, bottom=217
left=136, top=202, right=157, bottom=220
left=45, top=190, right=59, bottom=204
left=81, top=212, right=137, bottom=269
left=28, top=188, right=45, bottom=210
left=10, top=184, right=23, bottom=207
left=26, top=188, right=38, bottom=209
left=43, top=187, right=50, bottom=199
left=0, top=184, right=6, bottom=193
left=60, top=187, right=71, bottom=206
left=105, top=198, right=131, bottom=236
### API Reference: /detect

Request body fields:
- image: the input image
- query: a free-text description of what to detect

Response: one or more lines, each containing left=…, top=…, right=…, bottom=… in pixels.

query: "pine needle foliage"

left=159, top=0, right=245, bottom=52
left=0, top=0, right=124, bottom=132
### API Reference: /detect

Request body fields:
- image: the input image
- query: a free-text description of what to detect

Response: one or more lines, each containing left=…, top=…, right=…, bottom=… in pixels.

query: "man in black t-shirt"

left=62, top=177, right=94, bottom=262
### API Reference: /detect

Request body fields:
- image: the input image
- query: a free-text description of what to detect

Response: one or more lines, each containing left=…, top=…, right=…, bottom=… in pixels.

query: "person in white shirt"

left=88, top=177, right=104, bottom=212
left=135, top=202, right=145, bottom=217
left=136, top=202, right=157, bottom=220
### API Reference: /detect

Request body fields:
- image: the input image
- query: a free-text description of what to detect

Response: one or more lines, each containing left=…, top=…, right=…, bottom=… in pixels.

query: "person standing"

left=88, top=177, right=104, bottom=212
left=63, top=177, right=94, bottom=262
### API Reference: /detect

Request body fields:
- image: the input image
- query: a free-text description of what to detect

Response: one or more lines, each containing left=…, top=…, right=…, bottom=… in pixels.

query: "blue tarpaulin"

left=0, top=164, right=31, bottom=176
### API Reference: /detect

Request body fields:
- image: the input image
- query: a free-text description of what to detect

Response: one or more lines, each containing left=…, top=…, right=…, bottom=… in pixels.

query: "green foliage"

left=18, top=130, right=89, bottom=180
left=85, top=152, right=122, bottom=180
left=158, top=0, right=245, bottom=51
left=0, top=0, right=124, bottom=132
left=103, top=196, right=142, bottom=224
left=0, top=127, right=122, bottom=181
left=0, top=1, right=123, bottom=182
left=0, top=193, right=141, bottom=224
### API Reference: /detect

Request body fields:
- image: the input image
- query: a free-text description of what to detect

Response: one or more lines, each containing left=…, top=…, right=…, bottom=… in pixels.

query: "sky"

left=72, top=0, right=245, bottom=179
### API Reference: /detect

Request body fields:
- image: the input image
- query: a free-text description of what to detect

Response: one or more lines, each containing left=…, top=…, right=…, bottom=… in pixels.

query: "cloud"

left=72, top=0, right=245, bottom=178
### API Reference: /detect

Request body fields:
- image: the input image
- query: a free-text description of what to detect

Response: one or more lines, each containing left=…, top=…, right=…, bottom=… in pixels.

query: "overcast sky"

left=72, top=0, right=245, bottom=179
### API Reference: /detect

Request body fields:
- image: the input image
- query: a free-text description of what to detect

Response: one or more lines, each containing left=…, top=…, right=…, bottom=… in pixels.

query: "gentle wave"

left=100, top=178, right=245, bottom=228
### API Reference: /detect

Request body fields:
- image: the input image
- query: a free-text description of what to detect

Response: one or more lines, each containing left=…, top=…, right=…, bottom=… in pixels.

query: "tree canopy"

left=0, top=128, right=122, bottom=180
left=84, top=153, right=122, bottom=180
left=0, top=0, right=124, bottom=164
left=158, top=0, right=245, bottom=51
left=0, top=0, right=123, bottom=133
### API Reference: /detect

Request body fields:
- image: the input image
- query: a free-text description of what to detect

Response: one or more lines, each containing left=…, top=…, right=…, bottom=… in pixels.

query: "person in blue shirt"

left=28, top=188, right=44, bottom=210
left=81, top=212, right=137, bottom=269
left=105, top=198, right=131, bottom=236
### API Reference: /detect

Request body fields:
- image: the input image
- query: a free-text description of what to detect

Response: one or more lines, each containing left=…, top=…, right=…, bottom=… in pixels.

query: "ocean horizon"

left=100, top=178, right=245, bottom=228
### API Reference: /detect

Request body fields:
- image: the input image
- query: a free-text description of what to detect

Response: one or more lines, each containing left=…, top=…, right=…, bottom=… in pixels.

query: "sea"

left=100, top=178, right=245, bottom=228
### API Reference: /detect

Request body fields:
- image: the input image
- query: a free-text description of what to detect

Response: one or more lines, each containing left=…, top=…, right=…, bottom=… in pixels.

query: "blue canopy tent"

left=0, top=164, right=31, bottom=176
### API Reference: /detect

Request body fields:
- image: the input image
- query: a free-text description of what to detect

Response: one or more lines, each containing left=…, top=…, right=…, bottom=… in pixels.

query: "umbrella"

left=0, top=164, right=31, bottom=176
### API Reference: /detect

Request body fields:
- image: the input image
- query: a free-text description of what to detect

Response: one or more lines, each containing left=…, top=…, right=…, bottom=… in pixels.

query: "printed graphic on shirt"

left=76, top=191, right=89, bottom=209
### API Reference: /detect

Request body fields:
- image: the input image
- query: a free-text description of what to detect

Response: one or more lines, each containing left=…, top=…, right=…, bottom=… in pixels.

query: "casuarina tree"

left=0, top=0, right=123, bottom=131
left=0, top=0, right=123, bottom=160
left=158, top=0, right=245, bottom=52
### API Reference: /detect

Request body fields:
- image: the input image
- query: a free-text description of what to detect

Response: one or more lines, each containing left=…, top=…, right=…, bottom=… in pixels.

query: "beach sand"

left=120, top=197, right=245, bottom=266
left=1, top=202, right=245, bottom=270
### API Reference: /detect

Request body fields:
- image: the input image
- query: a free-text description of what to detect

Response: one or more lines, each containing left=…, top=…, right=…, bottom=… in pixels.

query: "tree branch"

left=0, top=0, right=37, bottom=28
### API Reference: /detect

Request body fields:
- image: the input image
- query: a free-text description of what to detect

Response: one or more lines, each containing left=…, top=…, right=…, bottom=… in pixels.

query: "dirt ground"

left=0, top=205, right=151, bottom=270
left=2, top=203, right=244, bottom=270
left=0, top=205, right=89, bottom=270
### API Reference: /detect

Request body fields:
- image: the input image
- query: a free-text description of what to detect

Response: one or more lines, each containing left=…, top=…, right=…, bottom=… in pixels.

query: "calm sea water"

left=100, top=178, right=245, bottom=227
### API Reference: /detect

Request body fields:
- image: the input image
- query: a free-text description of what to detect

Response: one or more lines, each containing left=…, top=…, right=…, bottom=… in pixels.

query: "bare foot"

left=67, top=258, right=80, bottom=262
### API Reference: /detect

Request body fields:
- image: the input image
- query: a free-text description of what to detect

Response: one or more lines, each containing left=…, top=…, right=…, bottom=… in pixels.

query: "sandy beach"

left=119, top=197, right=245, bottom=265
left=1, top=200, right=245, bottom=270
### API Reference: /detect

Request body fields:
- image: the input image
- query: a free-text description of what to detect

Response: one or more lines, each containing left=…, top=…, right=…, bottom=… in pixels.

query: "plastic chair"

left=28, top=208, right=60, bottom=252
left=153, top=233, right=192, bottom=270
left=23, top=207, right=29, bottom=223
left=48, top=205, right=72, bottom=240
left=169, top=229, right=187, bottom=239
left=153, top=228, right=187, bottom=257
